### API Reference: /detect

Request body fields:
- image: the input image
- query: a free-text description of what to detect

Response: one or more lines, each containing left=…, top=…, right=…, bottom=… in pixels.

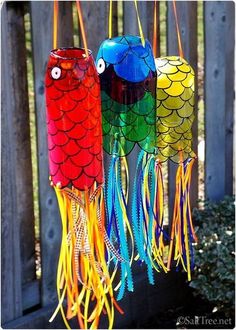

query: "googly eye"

left=51, top=67, right=61, bottom=80
left=96, top=58, right=106, bottom=74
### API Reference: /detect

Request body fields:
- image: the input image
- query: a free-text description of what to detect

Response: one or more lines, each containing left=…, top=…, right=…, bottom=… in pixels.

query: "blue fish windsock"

left=96, top=35, right=156, bottom=156
left=96, top=36, right=167, bottom=298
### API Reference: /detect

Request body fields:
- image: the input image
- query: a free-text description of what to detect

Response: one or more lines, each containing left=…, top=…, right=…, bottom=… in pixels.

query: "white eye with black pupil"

left=96, top=58, right=106, bottom=74
left=51, top=67, right=61, bottom=79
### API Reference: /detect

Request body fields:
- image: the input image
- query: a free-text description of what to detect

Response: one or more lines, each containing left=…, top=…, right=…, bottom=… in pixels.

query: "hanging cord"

left=172, top=0, right=184, bottom=58
left=109, top=0, right=113, bottom=39
left=53, top=0, right=89, bottom=57
left=75, top=0, right=89, bottom=57
left=152, top=0, right=184, bottom=58
left=152, top=0, right=157, bottom=57
left=108, top=0, right=145, bottom=46
left=133, top=0, right=145, bottom=46
left=53, top=0, right=58, bottom=49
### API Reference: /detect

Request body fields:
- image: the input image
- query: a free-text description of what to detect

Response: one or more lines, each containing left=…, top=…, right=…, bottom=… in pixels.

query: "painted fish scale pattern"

left=96, top=36, right=157, bottom=156
left=156, top=56, right=196, bottom=163
left=45, top=48, right=103, bottom=190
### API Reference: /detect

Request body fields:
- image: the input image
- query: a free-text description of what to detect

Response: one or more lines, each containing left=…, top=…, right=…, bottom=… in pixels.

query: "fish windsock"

left=45, top=47, right=122, bottom=329
left=96, top=35, right=156, bottom=156
left=96, top=36, right=167, bottom=295
left=156, top=56, right=196, bottom=163
left=155, top=55, right=197, bottom=281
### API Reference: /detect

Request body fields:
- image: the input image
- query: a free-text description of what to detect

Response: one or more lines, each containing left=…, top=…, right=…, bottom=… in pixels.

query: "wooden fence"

left=1, top=1, right=234, bottom=328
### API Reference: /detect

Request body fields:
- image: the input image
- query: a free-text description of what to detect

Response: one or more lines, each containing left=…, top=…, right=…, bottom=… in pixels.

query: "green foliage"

left=190, top=196, right=235, bottom=316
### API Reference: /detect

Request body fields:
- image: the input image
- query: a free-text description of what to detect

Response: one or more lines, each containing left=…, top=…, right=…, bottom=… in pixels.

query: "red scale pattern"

left=45, top=48, right=104, bottom=190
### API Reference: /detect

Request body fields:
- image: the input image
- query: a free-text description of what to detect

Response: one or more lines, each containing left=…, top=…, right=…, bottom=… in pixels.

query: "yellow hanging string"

left=53, top=0, right=58, bottom=49
left=108, top=0, right=145, bottom=46
left=133, top=0, right=145, bottom=46
left=109, top=0, right=113, bottom=39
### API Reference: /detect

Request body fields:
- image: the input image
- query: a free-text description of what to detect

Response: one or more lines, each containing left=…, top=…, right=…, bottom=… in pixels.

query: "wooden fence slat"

left=81, top=1, right=111, bottom=58
left=22, top=280, right=40, bottom=311
left=112, top=1, right=118, bottom=39
left=167, top=1, right=198, bottom=213
left=3, top=271, right=192, bottom=330
left=123, top=1, right=155, bottom=42
left=147, top=1, right=160, bottom=57
left=30, top=1, right=61, bottom=307
left=1, top=2, right=37, bottom=323
left=1, top=4, right=23, bottom=322
left=123, top=1, right=146, bottom=37
left=5, top=2, right=36, bottom=286
left=204, top=1, right=235, bottom=201
left=3, top=303, right=65, bottom=329
left=58, top=2, right=74, bottom=47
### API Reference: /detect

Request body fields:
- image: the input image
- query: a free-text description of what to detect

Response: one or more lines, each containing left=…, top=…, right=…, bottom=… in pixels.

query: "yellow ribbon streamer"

left=50, top=184, right=120, bottom=329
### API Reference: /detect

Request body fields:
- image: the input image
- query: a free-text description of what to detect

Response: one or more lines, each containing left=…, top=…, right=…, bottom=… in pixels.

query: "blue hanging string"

left=105, top=139, right=133, bottom=301
left=132, top=150, right=155, bottom=285
left=131, top=150, right=145, bottom=260
left=115, top=164, right=133, bottom=300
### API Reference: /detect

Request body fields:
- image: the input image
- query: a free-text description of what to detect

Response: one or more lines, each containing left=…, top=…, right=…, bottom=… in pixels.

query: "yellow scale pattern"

left=155, top=56, right=196, bottom=163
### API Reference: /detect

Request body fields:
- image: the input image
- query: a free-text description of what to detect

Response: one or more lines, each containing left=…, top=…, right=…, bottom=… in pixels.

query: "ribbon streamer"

left=153, top=0, right=197, bottom=280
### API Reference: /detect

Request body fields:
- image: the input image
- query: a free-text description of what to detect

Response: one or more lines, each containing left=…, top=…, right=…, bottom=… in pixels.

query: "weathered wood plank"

left=22, top=280, right=40, bottom=311
left=147, top=1, right=160, bottom=57
left=112, top=1, right=118, bottom=38
left=1, top=4, right=22, bottom=322
left=2, top=304, right=65, bottom=329
left=167, top=1, right=198, bottom=214
left=2, top=271, right=192, bottom=329
left=123, top=1, right=155, bottom=44
left=58, top=1, right=74, bottom=47
left=5, top=1, right=36, bottom=285
left=30, top=1, right=61, bottom=306
left=1, top=1, right=36, bottom=322
left=204, top=1, right=235, bottom=201
left=81, top=1, right=110, bottom=58
left=123, top=1, right=147, bottom=37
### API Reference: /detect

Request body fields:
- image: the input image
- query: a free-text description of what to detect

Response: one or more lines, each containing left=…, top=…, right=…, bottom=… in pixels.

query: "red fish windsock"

left=46, top=48, right=103, bottom=189
left=45, top=47, right=122, bottom=329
